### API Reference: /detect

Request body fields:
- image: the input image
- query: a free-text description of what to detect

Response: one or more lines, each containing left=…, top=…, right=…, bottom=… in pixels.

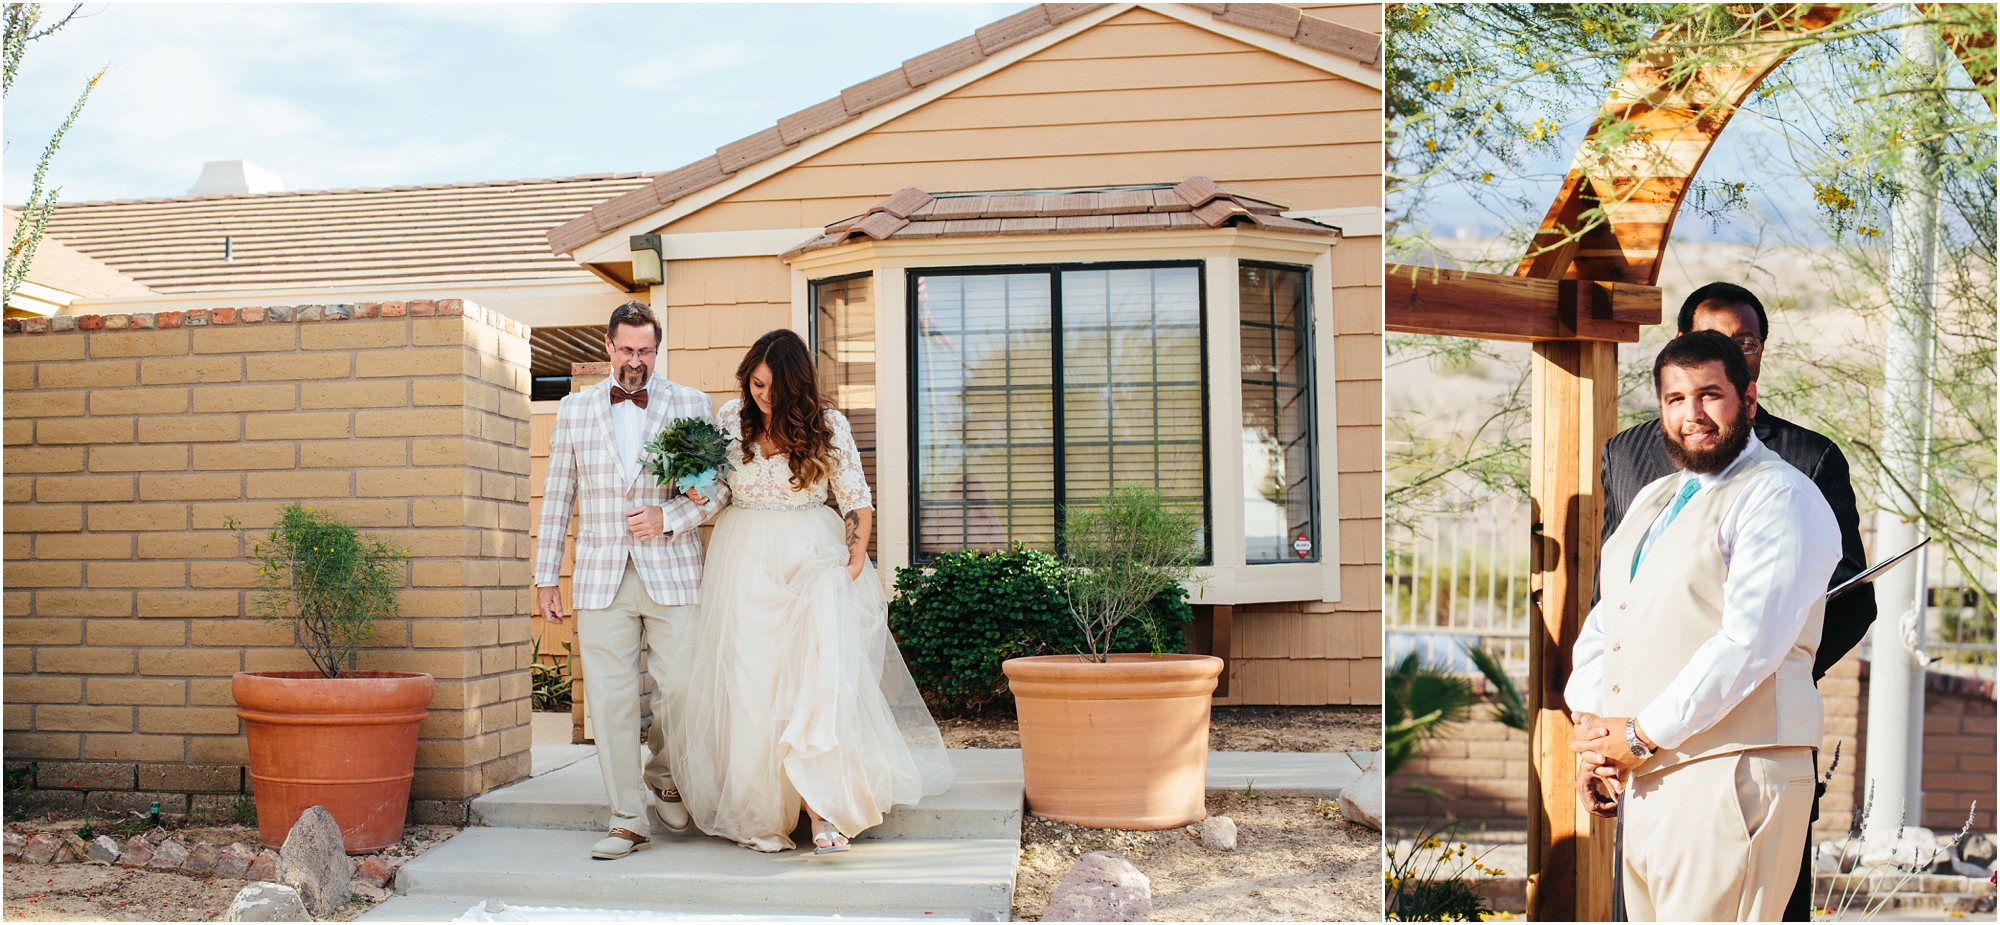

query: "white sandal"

left=810, top=819, right=850, bottom=855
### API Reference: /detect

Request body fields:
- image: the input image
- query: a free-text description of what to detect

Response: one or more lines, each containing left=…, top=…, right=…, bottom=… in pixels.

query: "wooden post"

left=1526, top=340, right=1619, bottom=921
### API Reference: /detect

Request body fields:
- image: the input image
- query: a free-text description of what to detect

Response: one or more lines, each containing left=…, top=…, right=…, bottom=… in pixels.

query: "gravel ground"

left=939, top=704, right=1381, bottom=753
left=1, top=816, right=459, bottom=922
left=1012, top=789, right=1380, bottom=922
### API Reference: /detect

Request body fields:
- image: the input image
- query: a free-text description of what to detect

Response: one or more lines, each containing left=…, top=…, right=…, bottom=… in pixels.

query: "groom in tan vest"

left=1567, top=330, right=1840, bottom=921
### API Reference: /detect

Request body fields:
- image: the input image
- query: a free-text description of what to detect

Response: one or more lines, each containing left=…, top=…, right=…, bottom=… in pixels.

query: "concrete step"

left=382, top=827, right=1016, bottom=921
left=472, top=749, right=1025, bottom=841
left=359, top=894, right=966, bottom=922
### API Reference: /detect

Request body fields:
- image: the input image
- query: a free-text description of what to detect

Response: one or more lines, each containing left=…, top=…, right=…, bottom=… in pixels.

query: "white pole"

left=1862, top=15, right=1940, bottom=846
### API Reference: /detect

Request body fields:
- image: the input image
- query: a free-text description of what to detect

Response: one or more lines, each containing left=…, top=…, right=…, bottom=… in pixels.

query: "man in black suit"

left=1596, top=281, right=1875, bottom=922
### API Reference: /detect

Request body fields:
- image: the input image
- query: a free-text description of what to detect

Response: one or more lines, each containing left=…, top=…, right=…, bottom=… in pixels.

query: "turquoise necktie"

left=1633, top=478, right=1703, bottom=578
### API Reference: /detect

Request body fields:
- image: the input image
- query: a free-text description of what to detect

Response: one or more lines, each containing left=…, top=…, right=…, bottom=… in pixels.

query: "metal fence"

left=1387, top=498, right=1998, bottom=682
left=1385, top=498, right=1533, bottom=676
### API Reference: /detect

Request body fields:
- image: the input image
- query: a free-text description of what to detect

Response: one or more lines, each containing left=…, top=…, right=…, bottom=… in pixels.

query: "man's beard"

left=617, top=364, right=649, bottom=390
left=1661, top=403, right=1752, bottom=475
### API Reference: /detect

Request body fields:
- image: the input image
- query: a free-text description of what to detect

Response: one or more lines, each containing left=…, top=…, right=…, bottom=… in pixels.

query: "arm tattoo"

left=844, top=510, right=860, bottom=549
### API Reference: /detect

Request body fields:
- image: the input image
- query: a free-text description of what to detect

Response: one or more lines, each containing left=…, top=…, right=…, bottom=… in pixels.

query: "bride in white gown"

left=664, top=328, right=955, bottom=853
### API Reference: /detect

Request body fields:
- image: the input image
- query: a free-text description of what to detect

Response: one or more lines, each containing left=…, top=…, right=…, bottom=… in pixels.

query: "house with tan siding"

left=2, top=2, right=1380, bottom=819
left=541, top=2, right=1384, bottom=706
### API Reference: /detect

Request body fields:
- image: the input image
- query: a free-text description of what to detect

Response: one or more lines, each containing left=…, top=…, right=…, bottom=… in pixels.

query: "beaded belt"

left=733, top=500, right=820, bottom=511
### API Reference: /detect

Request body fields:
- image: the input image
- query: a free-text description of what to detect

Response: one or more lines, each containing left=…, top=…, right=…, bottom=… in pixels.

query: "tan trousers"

left=1623, top=746, right=1815, bottom=922
left=575, top=561, right=691, bottom=831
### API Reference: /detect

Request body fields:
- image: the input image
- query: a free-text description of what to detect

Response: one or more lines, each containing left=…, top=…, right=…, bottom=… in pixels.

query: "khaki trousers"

left=1623, top=746, right=1815, bottom=922
left=575, top=561, right=691, bottom=831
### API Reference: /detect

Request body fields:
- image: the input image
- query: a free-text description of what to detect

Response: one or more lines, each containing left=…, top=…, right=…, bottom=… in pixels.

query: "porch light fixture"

left=630, top=234, right=664, bottom=287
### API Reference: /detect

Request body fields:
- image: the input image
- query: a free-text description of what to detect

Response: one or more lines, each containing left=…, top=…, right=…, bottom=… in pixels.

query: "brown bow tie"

left=611, top=385, right=648, bottom=409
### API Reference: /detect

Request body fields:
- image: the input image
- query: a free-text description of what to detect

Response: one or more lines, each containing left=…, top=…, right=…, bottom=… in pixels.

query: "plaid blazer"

left=533, top=374, right=726, bottom=609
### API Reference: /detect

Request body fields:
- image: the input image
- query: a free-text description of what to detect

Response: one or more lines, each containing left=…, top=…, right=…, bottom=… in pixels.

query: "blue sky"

left=5, top=3, right=1030, bottom=203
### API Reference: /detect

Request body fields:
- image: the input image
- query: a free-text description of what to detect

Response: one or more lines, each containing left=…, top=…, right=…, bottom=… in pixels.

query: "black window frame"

left=1238, top=258, right=1321, bottom=565
left=905, top=260, right=1212, bottom=565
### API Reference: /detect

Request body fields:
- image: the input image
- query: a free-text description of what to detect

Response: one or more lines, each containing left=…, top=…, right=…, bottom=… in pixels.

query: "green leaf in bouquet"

left=643, top=417, right=735, bottom=487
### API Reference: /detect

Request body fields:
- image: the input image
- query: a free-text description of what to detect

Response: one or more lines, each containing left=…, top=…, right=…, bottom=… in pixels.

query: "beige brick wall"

left=2, top=301, right=535, bottom=819
left=1851, top=661, right=1997, bottom=835
left=1387, top=714, right=1530, bottom=825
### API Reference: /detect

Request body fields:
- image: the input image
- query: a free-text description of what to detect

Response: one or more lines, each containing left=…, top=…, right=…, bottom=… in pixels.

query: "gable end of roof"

left=547, top=3, right=1381, bottom=258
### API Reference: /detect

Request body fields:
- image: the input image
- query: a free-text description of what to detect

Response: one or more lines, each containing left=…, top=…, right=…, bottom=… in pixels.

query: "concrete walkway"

left=364, top=746, right=1377, bottom=922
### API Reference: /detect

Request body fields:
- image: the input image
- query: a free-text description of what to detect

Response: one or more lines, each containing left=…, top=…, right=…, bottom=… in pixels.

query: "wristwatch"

left=1625, top=719, right=1653, bottom=761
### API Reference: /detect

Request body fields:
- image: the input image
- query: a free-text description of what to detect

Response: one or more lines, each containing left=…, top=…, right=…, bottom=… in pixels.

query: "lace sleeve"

left=826, top=409, right=873, bottom=514
left=718, top=398, right=744, bottom=439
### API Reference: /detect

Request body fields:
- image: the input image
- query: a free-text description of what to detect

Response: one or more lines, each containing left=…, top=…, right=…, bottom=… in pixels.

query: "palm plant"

left=1384, top=651, right=1476, bottom=778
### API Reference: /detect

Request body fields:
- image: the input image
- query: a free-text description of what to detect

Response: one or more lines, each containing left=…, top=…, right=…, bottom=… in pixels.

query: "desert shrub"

left=890, top=546, right=1191, bottom=715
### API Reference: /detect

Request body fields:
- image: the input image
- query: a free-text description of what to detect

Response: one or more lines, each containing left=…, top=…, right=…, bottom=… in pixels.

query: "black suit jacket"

left=1598, top=406, right=1875, bottom=679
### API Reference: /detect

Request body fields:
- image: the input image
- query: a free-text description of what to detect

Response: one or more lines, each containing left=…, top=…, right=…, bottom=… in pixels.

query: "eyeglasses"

left=1733, top=336, right=1763, bottom=356
left=610, top=346, right=658, bottom=362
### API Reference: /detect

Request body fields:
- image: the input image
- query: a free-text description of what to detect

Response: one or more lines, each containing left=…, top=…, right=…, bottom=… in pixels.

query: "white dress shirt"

left=1567, top=432, right=1840, bottom=750
left=610, top=383, right=647, bottom=483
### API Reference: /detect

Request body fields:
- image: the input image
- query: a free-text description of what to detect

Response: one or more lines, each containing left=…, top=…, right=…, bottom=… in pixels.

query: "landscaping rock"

left=149, top=837, right=191, bottom=869
left=86, top=835, right=121, bottom=864
left=1961, top=833, right=1997, bottom=868
left=2, top=831, right=24, bottom=860
left=216, top=843, right=255, bottom=879
left=185, top=841, right=221, bottom=875
left=247, top=848, right=280, bottom=882
left=352, top=882, right=388, bottom=903
left=222, top=882, right=312, bottom=922
left=1861, top=826, right=1939, bottom=870
left=1042, top=850, right=1152, bottom=922
left=1199, top=815, right=1237, bottom=851
left=278, top=805, right=351, bottom=917
left=353, top=854, right=395, bottom=888
left=1339, top=765, right=1384, bottom=831
left=54, top=832, right=90, bottom=863
left=21, top=832, right=60, bottom=864
left=120, top=835, right=155, bottom=868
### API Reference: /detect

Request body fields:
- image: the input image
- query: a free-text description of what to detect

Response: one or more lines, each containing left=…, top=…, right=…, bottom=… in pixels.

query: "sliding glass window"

left=1239, top=262, right=1318, bottom=563
left=911, top=264, right=1207, bottom=560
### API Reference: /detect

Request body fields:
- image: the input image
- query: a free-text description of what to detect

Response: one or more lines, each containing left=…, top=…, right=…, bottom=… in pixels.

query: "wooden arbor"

left=1386, top=6, right=1851, bottom=920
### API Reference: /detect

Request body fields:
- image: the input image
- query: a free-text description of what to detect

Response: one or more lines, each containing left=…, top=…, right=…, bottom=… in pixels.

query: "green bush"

left=890, top=545, right=1192, bottom=715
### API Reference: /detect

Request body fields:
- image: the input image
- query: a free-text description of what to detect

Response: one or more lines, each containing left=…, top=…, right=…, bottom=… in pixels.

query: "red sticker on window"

left=1293, top=534, right=1312, bottom=557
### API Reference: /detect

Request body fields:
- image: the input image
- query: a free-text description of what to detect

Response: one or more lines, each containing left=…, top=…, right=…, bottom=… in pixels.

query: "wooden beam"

left=1526, top=340, right=1620, bottom=922
left=1514, top=5, right=1851, bottom=286
left=1385, top=266, right=1658, bottom=344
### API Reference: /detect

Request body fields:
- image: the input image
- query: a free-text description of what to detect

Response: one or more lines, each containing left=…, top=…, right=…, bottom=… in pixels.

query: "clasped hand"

left=1570, top=711, right=1649, bottom=817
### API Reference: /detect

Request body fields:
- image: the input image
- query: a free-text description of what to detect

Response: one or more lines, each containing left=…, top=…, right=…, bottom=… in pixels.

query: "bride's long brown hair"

left=736, top=328, right=835, bottom=492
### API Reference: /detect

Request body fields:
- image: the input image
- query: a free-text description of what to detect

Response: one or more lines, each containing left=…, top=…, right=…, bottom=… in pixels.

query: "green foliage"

left=1060, top=485, right=1203, bottom=662
left=1384, top=652, right=1476, bottom=778
left=1464, top=644, right=1529, bottom=732
left=889, top=546, right=1191, bottom=715
left=235, top=504, right=407, bottom=679
left=1387, top=820, right=1511, bottom=921
left=532, top=636, right=575, bottom=711
left=643, top=416, right=733, bottom=489
left=2, top=4, right=101, bottom=312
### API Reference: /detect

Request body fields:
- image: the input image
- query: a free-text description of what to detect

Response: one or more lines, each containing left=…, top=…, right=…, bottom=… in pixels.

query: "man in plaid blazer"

left=534, top=302, right=725, bottom=860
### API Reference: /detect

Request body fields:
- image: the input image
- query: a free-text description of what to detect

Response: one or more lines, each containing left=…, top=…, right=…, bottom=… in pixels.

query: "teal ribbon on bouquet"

left=675, top=468, right=719, bottom=495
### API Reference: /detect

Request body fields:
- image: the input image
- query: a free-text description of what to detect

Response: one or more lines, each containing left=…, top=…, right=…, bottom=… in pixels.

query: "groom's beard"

left=618, top=363, right=650, bottom=390
left=1661, top=401, right=1752, bottom=475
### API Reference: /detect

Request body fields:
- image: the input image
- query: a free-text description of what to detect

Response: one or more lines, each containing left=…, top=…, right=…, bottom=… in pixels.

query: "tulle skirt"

left=660, top=503, right=955, bottom=848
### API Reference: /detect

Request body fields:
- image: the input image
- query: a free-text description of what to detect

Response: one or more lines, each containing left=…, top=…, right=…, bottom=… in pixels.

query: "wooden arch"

left=1385, top=5, right=1994, bottom=920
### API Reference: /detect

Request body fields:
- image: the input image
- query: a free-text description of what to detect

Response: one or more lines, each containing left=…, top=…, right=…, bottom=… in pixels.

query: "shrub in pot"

left=889, top=546, right=1192, bottom=715
left=1000, top=485, right=1221, bottom=829
left=228, top=504, right=431, bottom=852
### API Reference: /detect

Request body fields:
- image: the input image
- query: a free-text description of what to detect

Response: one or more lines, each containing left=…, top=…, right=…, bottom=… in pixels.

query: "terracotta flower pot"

left=233, top=671, right=434, bottom=853
left=1002, top=653, right=1224, bottom=829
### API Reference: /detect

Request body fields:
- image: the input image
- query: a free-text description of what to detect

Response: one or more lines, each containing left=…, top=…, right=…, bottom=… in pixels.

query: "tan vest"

left=1597, top=442, right=1823, bottom=777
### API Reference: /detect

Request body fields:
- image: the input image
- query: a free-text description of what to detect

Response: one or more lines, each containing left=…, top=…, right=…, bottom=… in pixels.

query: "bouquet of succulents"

left=643, top=417, right=734, bottom=496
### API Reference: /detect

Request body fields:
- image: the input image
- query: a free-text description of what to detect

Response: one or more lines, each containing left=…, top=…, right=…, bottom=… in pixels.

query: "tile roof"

left=3, top=208, right=156, bottom=300
left=780, top=177, right=1337, bottom=259
left=546, top=3, right=1379, bottom=257
left=36, top=174, right=657, bottom=295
